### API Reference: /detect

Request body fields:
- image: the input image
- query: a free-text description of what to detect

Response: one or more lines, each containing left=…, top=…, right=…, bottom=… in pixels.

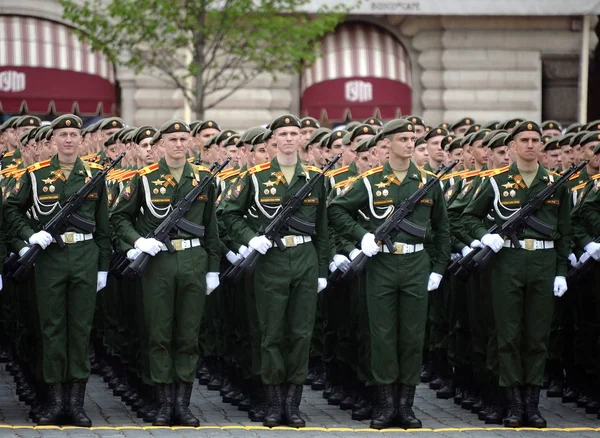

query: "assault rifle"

left=338, top=160, right=458, bottom=281
left=122, top=159, right=228, bottom=277
left=12, top=152, right=126, bottom=280
left=222, top=153, right=342, bottom=282
left=451, top=161, right=586, bottom=278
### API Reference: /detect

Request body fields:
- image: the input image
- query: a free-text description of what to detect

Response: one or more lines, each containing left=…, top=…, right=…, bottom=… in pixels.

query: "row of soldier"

left=0, top=113, right=598, bottom=430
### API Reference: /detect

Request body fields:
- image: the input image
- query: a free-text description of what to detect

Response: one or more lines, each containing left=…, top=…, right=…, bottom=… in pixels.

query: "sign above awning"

left=301, top=77, right=411, bottom=121
left=0, top=15, right=116, bottom=116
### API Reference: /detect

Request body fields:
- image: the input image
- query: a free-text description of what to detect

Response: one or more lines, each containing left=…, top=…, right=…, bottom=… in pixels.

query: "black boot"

left=369, top=385, right=395, bottom=430
left=484, top=384, right=503, bottom=425
left=351, top=385, right=372, bottom=421
left=68, top=382, right=92, bottom=427
left=206, top=358, right=223, bottom=391
left=546, top=360, right=564, bottom=398
left=310, top=361, right=326, bottom=391
left=503, top=386, right=523, bottom=428
left=420, top=351, right=433, bottom=383
left=248, top=382, right=267, bottom=422
left=284, top=384, right=305, bottom=428
left=173, top=382, right=199, bottom=427
left=523, top=385, right=546, bottom=428
left=37, top=383, right=63, bottom=425
left=397, top=385, right=422, bottom=429
left=152, top=384, right=173, bottom=426
left=198, top=356, right=212, bottom=385
left=263, top=384, right=283, bottom=427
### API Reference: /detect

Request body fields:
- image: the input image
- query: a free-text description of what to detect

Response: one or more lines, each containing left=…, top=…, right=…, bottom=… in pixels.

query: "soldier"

left=540, top=138, right=562, bottom=171
left=329, top=119, right=450, bottom=429
left=404, top=116, right=426, bottom=138
left=363, top=118, right=383, bottom=129
left=110, top=120, right=221, bottom=426
left=413, top=137, right=429, bottom=168
left=424, top=127, right=450, bottom=171
left=4, top=114, right=111, bottom=427
left=461, top=121, right=571, bottom=428
left=450, top=118, right=475, bottom=136
left=220, top=114, right=329, bottom=428
left=305, top=128, right=331, bottom=167
left=300, top=117, right=320, bottom=145
left=541, top=121, right=563, bottom=138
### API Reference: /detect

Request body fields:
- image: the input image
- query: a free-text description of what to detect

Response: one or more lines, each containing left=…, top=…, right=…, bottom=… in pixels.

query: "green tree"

left=60, top=0, right=348, bottom=118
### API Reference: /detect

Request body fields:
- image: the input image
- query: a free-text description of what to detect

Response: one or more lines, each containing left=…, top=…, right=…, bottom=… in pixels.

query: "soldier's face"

left=583, top=142, right=597, bottom=163
left=511, top=132, right=541, bottom=163
left=471, top=141, right=488, bottom=166
left=252, top=144, right=269, bottom=165
left=106, top=144, right=118, bottom=161
left=266, top=139, right=278, bottom=160
left=331, top=139, right=344, bottom=156
left=162, top=132, right=190, bottom=160
left=198, top=128, right=220, bottom=148
left=455, top=126, right=469, bottom=136
left=414, top=125, right=426, bottom=138
left=356, top=151, right=371, bottom=173
left=139, top=138, right=154, bottom=165
left=308, top=145, right=325, bottom=166
left=462, top=145, right=474, bottom=168
left=300, top=127, right=317, bottom=145
left=6, top=128, right=17, bottom=147
left=321, top=146, right=333, bottom=163
left=412, top=144, right=429, bottom=167
left=490, top=146, right=511, bottom=168
left=561, top=146, right=574, bottom=168
left=388, top=132, right=416, bottom=160
left=545, top=149, right=562, bottom=170
left=375, top=139, right=389, bottom=164
left=226, top=145, right=240, bottom=166
left=53, top=128, right=82, bottom=158
left=449, top=148, right=463, bottom=168
left=543, top=129, right=562, bottom=137
left=274, top=127, right=301, bottom=156
left=426, top=136, right=445, bottom=162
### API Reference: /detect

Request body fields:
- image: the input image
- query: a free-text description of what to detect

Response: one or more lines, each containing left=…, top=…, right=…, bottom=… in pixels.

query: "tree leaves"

left=59, top=0, right=348, bottom=117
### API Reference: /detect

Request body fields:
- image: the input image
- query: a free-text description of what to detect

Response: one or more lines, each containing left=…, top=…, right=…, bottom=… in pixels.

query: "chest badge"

left=382, top=189, right=389, bottom=196
left=510, top=190, right=516, bottom=197
left=270, top=187, right=277, bottom=195
left=159, top=187, right=167, bottom=195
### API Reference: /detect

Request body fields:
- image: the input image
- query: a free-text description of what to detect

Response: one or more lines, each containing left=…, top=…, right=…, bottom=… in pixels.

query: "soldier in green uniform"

left=329, top=119, right=450, bottom=429
left=461, top=121, right=571, bottom=428
left=110, top=120, right=221, bottom=426
left=4, top=114, right=112, bottom=427
left=305, top=128, right=331, bottom=168
left=220, top=114, right=329, bottom=428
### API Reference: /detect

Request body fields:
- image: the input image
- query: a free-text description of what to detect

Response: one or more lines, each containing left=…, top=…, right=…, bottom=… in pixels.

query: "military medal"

left=153, top=188, right=159, bottom=195
left=264, top=189, right=269, bottom=195
left=503, top=191, right=509, bottom=197
left=376, top=190, right=382, bottom=197
left=43, top=186, right=48, bottom=193
left=383, top=189, right=389, bottom=196
left=49, top=185, right=55, bottom=193
left=270, top=187, right=277, bottom=195
left=160, top=187, right=166, bottom=195
left=510, top=190, right=516, bottom=197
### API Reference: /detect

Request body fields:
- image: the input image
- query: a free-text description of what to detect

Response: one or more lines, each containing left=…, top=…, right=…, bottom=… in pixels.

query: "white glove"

left=481, top=234, right=504, bottom=253
left=127, top=248, right=142, bottom=261
left=333, top=254, right=351, bottom=273
left=0, top=275, right=3, bottom=292
left=238, top=245, right=251, bottom=258
left=349, top=248, right=361, bottom=261
left=461, top=246, right=472, bottom=257
left=317, top=278, right=327, bottom=293
left=584, top=242, right=600, bottom=261
left=470, top=239, right=483, bottom=249
left=226, top=251, right=243, bottom=265
left=206, top=272, right=220, bottom=295
left=580, top=252, right=591, bottom=264
left=248, top=236, right=273, bottom=255
left=427, top=272, right=443, bottom=291
left=450, top=253, right=461, bottom=262
left=329, top=262, right=337, bottom=273
left=96, top=271, right=108, bottom=292
left=18, top=247, right=30, bottom=257
left=134, top=237, right=162, bottom=256
left=29, top=231, right=52, bottom=249
left=360, top=233, right=380, bottom=257
left=568, top=253, right=577, bottom=268
left=553, top=276, right=568, bottom=297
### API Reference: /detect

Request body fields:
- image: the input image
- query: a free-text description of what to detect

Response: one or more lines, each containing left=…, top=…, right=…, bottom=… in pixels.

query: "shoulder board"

left=81, top=153, right=98, bottom=161
left=108, top=169, right=126, bottom=180
left=549, top=170, right=561, bottom=178
left=325, top=165, right=349, bottom=178
left=139, top=163, right=159, bottom=176
left=421, top=168, right=436, bottom=177
left=359, top=166, right=383, bottom=179
left=334, top=175, right=358, bottom=189
left=196, top=165, right=210, bottom=173
left=305, top=165, right=322, bottom=174
left=239, top=170, right=248, bottom=178
left=87, top=162, right=104, bottom=170
left=12, top=169, right=27, bottom=180
left=118, top=170, right=138, bottom=182
left=440, top=170, right=466, bottom=181
left=568, top=171, right=581, bottom=181
left=217, top=168, right=237, bottom=178
left=27, top=159, right=52, bottom=173
left=481, top=166, right=510, bottom=178
left=4, top=151, right=14, bottom=158
left=0, top=164, right=18, bottom=176
left=220, top=169, right=240, bottom=180
left=460, top=169, right=483, bottom=179
left=592, top=173, right=600, bottom=181
left=187, top=157, right=195, bottom=163
left=248, top=162, right=271, bottom=174
left=571, top=182, right=588, bottom=192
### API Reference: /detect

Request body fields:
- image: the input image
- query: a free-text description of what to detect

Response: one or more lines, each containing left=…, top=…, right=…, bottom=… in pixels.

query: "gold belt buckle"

left=172, top=239, right=184, bottom=251
left=393, top=242, right=405, bottom=255
left=284, top=236, right=297, bottom=248
left=63, top=232, right=75, bottom=244
left=523, top=239, right=536, bottom=251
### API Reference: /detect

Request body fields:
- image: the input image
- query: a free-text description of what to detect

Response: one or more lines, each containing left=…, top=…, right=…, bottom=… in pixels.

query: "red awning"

left=301, top=23, right=412, bottom=121
left=0, top=16, right=116, bottom=116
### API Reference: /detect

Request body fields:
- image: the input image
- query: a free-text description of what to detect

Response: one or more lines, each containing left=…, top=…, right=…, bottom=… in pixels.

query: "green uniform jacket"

left=577, top=176, right=600, bottom=249
left=109, top=158, right=221, bottom=272
left=219, top=157, right=330, bottom=278
left=328, top=160, right=451, bottom=275
left=461, top=162, right=571, bottom=276
left=3, top=154, right=112, bottom=270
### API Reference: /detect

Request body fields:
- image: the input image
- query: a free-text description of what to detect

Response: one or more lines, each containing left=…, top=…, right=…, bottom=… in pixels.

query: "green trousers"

left=34, top=240, right=98, bottom=383
left=253, top=243, right=318, bottom=385
left=491, top=248, right=555, bottom=387
left=366, top=251, right=429, bottom=386
left=244, top=271, right=262, bottom=380
left=142, top=247, right=207, bottom=384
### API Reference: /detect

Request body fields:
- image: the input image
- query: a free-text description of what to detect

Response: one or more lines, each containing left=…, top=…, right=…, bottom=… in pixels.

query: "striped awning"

left=0, top=15, right=116, bottom=115
left=301, top=23, right=412, bottom=121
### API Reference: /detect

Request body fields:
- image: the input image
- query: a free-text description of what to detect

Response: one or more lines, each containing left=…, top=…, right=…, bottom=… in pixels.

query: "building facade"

left=0, top=0, right=598, bottom=129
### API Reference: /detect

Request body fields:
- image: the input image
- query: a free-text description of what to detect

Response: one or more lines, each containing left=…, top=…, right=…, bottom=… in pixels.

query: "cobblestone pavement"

left=0, top=368, right=598, bottom=437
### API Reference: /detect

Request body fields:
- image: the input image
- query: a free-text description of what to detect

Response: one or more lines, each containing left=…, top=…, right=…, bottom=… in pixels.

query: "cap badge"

left=465, top=119, right=471, bottom=125
left=412, top=118, right=417, bottom=123
left=363, top=127, right=368, bottom=133
left=146, top=130, right=151, bottom=135
left=370, top=119, right=374, bottom=124
left=65, top=120, right=72, bottom=127
left=208, top=121, right=213, bottom=127
left=285, top=118, right=290, bottom=124
left=112, top=121, right=117, bottom=127
left=227, top=132, right=231, bottom=137
left=527, top=123, right=533, bottom=130
left=408, top=125, right=413, bottom=131
left=437, top=128, right=441, bottom=134
left=29, top=119, right=34, bottom=125
left=305, top=120, right=310, bottom=125
left=549, top=123, right=554, bottom=128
